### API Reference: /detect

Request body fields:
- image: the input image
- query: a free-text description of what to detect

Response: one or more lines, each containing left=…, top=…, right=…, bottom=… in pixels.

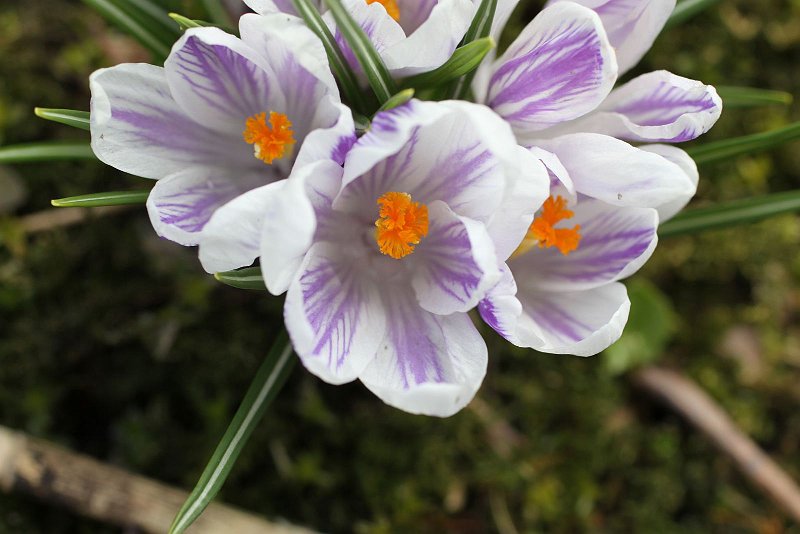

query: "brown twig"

left=18, top=206, right=131, bottom=234
left=0, top=425, right=315, bottom=533
left=632, top=366, right=800, bottom=522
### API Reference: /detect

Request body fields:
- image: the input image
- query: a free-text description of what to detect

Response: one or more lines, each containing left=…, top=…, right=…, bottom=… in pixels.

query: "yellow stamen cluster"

left=514, top=195, right=582, bottom=258
left=243, top=111, right=296, bottom=165
left=375, top=192, right=429, bottom=259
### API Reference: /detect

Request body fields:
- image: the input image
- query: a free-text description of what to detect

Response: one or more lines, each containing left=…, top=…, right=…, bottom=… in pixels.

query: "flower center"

left=375, top=192, right=429, bottom=260
left=513, top=195, right=582, bottom=258
left=243, top=111, right=296, bottom=165
left=366, top=0, right=400, bottom=21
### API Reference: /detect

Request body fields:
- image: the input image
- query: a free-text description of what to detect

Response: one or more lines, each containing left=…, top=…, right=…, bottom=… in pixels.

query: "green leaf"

left=168, top=13, right=206, bottom=31
left=0, top=142, right=95, bottom=163
left=665, top=0, right=723, bottom=30
left=401, top=38, right=495, bottom=90
left=604, top=280, right=677, bottom=375
left=51, top=190, right=150, bottom=208
left=716, top=86, right=793, bottom=108
left=323, top=0, right=398, bottom=104
left=214, top=267, right=266, bottom=291
left=169, top=332, right=295, bottom=534
left=659, top=189, right=800, bottom=238
left=687, top=122, right=800, bottom=165
left=83, top=0, right=172, bottom=62
left=125, top=0, right=183, bottom=39
left=377, top=89, right=415, bottom=113
left=34, top=108, right=91, bottom=131
left=201, top=0, right=233, bottom=27
left=290, top=0, right=368, bottom=114
left=449, top=0, right=498, bottom=99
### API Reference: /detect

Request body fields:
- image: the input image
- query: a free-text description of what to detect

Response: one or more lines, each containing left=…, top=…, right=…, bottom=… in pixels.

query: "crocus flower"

left=245, top=0, right=476, bottom=76
left=89, top=14, right=354, bottom=249
left=198, top=99, right=550, bottom=416
left=478, top=141, right=698, bottom=355
left=478, top=0, right=722, bottom=146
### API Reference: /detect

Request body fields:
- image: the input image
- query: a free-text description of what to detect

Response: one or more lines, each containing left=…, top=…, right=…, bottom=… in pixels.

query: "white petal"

left=640, top=144, right=699, bottom=221
left=383, top=0, right=475, bottom=76
left=165, top=27, right=282, bottom=137
left=89, top=64, right=248, bottom=179
left=146, top=167, right=266, bottom=247
left=487, top=2, right=617, bottom=139
left=411, top=201, right=500, bottom=315
left=285, top=242, right=387, bottom=384
left=478, top=263, right=525, bottom=343
left=516, top=282, right=630, bottom=356
left=549, top=0, right=676, bottom=74
left=537, top=133, right=695, bottom=209
left=360, top=290, right=487, bottom=417
left=261, top=160, right=345, bottom=295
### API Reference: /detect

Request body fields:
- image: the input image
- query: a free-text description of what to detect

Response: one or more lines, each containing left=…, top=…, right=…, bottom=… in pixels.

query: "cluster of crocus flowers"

left=89, top=0, right=721, bottom=416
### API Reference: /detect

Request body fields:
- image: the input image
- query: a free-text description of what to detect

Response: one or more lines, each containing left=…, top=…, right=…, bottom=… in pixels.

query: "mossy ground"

left=1, top=0, right=799, bottom=532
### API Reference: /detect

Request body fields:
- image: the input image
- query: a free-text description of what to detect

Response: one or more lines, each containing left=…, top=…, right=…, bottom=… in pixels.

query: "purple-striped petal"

left=360, top=290, right=487, bottom=417
left=89, top=64, right=250, bottom=179
left=411, top=201, right=500, bottom=315
left=537, top=133, right=695, bottom=209
left=285, top=242, right=387, bottom=384
left=165, top=28, right=282, bottom=137
left=511, top=199, right=659, bottom=291
left=550, top=0, right=676, bottom=74
left=514, top=282, right=630, bottom=356
left=486, top=2, right=617, bottom=139
left=397, top=0, right=438, bottom=33
left=545, top=71, right=722, bottom=142
left=478, top=264, right=523, bottom=342
left=146, top=167, right=265, bottom=246
left=336, top=100, right=514, bottom=227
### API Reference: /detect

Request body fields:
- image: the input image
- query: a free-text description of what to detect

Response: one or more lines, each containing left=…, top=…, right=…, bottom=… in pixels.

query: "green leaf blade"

left=0, top=142, right=95, bottom=163
left=214, top=267, right=267, bottom=291
left=51, top=190, right=150, bottom=208
left=169, top=333, right=295, bottom=534
left=687, top=122, right=800, bottom=166
left=323, top=0, right=398, bottom=103
left=83, top=0, right=172, bottom=62
left=401, top=38, right=495, bottom=90
left=659, top=190, right=800, bottom=238
left=34, top=108, right=91, bottom=131
left=716, top=86, right=793, bottom=108
left=448, top=0, right=498, bottom=100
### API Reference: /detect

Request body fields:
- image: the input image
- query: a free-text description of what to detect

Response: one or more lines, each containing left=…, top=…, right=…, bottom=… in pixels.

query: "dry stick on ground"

left=632, top=367, right=800, bottom=523
left=0, top=425, right=316, bottom=534
left=18, top=206, right=131, bottom=234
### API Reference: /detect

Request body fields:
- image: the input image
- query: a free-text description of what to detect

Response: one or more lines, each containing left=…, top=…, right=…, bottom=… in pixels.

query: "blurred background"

left=0, top=0, right=799, bottom=531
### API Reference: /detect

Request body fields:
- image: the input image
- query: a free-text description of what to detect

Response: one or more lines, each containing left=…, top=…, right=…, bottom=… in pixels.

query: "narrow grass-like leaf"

left=0, top=142, right=95, bottom=163
left=169, top=13, right=203, bottom=30
left=665, top=0, right=723, bottom=30
left=716, top=86, right=793, bottom=108
left=290, top=0, right=367, bottom=113
left=51, top=190, right=150, bottom=208
left=201, top=0, right=233, bottom=27
left=687, top=122, right=800, bottom=166
left=83, top=0, right=171, bottom=62
left=34, top=108, right=90, bottom=131
left=323, top=0, right=398, bottom=103
left=214, top=267, right=266, bottom=291
left=401, top=38, right=495, bottom=90
left=169, top=333, right=295, bottom=534
left=660, top=190, right=800, bottom=238
left=377, top=89, right=415, bottom=113
left=126, top=0, right=183, bottom=39
left=449, top=0, right=497, bottom=99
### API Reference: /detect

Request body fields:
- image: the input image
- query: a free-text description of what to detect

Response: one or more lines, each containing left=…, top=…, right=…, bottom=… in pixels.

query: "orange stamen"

left=375, top=192, right=429, bottom=259
left=243, top=111, right=296, bottom=165
left=366, top=0, right=400, bottom=21
left=515, top=195, right=582, bottom=257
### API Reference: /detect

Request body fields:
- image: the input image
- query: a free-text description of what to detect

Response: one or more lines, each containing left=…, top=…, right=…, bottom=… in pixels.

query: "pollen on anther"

left=366, top=0, right=400, bottom=21
left=514, top=195, right=582, bottom=258
left=375, top=192, right=429, bottom=260
left=243, top=111, right=296, bottom=165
